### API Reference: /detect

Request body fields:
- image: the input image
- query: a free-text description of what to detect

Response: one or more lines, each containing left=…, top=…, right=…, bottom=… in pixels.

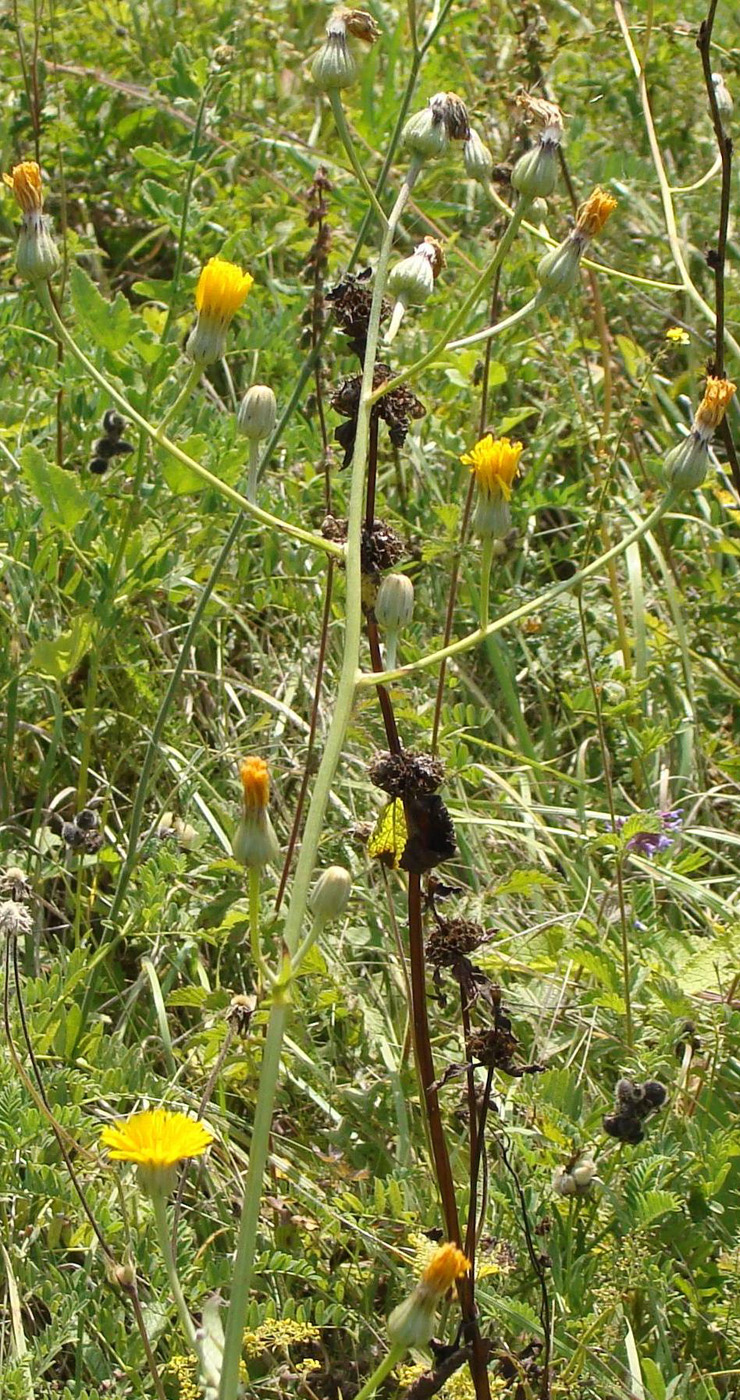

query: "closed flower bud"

left=664, top=432, right=709, bottom=491
left=536, top=237, right=582, bottom=295
left=386, top=238, right=443, bottom=343
left=309, top=866, right=352, bottom=924
left=511, top=142, right=558, bottom=200
left=311, top=27, right=357, bottom=90
left=463, top=128, right=493, bottom=181
left=375, top=573, right=414, bottom=631
left=16, top=214, right=61, bottom=284
left=570, top=1159, right=597, bottom=1192
left=712, top=72, right=733, bottom=118
left=238, top=384, right=277, bottom=441
left=402, top=99, right=450, bottom=161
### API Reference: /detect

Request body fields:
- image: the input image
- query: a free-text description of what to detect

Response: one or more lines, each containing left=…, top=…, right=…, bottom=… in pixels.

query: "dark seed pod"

left=603, top=1112, right=644, bottom=1144
left=109, top=439, right=134, bottom=457
left=93, top=437, right=123, bottom=460
left=75, top=808, right=99, bottom=832
left=89, top=457, right=109, bottom=475
left=642, top=1080, right=667, bottom=1110
left=62, top=821, right=86, bottom=848
left=103, top=409, right=126, bottom=437
left=83, top=831, right=105, bottom=854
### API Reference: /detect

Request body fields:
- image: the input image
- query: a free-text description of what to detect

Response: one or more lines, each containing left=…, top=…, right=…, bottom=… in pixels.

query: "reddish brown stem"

left=366, top=614, right=402, bottom=754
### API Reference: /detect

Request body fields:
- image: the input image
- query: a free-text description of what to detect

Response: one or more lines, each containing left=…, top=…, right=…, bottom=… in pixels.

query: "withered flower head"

left=575, top=187, right=618, bottom=239
left=369, top=749, right=445, bottom=799
left=694, top=376, right=736, bottom=437
left=336, top=7, right=381, bottom=42
left=321, top=516, right=406, bottom=578
left=421, top=236, right=446, bottom=279
left=426, top=917, right=488, bottom=968
left=515, top=92, right=565, bottom=146
left=3, top=160, right=44, bottom=214
left=433, top=91, right=471, bottom=141
left=327, top=269, right=391, bottom=360
left=330, top=364, right=424, bottom=467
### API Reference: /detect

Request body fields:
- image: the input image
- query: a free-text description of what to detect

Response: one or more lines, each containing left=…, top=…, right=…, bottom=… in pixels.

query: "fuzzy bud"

left=232, top=812, right=280, bottom=869
left=536, top=236, right=582, bottom=296
left=664, top=432, right=709, bottom=491
left=712, top=72, right=733, bottom=118
left=309, top=866, right=352, bottom=924
left=402, top=99, right=449, bottom=161
left=238, top=384, right=277, bottom=441
left=511, top=142, right=558, bottom=200
left=375, top=573, right=414, bottom=631
left=388, top=1243, right=469, bottom=1350
left=463, top=128, right=493, bottom=182
left=311, top=10, right=376, bottom=91
left=16, top=214, right=61, bottom=284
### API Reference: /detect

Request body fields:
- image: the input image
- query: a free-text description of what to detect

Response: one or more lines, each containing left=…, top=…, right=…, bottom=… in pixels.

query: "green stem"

left=156, top=364, right=202, bottom=438
left=358, top=491, right=677, bottom=686
left=35, top=284, right=343, bottom=560
left=479, top=536, right=494, bottom=632
left=151, top=1191, right=213, bottom=1384
left=354, top=1346, right=405, bottom=1400
left=329, top=90, right=388, bottom=229
left=292, top=913, right=322, bottom=973
left=368, top=200, right=529, bottom=405
left=216, top=162, right=420, bottom=1400
left=246, top=439, right=260, bottom=504
left=448, top=292, right=542, bottom=352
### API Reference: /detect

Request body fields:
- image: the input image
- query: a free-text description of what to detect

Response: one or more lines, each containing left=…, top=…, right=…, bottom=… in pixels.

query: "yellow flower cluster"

left=420, top=1242, right=470, bottom=1296
left=100, top=1108, right=214, bottom=1168
left=3, top=160, right=44, bottom=213
left=461, top=435, right=523, bottom=501
left=239, top=755, right=271, bottom=813
left=163, top=1355, right=199, bottom=1400
left=243, top=1318, right=321, bottom=1357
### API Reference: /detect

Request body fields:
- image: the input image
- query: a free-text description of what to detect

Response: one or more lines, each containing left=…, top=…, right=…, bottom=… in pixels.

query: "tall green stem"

left=329, top=91, right=388, bottom=229
left=479, top=537, right=494, bottom=632
left=216, top=161, right=420, bottom=1400
left=151, top=1191, right=215, bottom=1386
left=354, top=1346, right=405, bottom=1400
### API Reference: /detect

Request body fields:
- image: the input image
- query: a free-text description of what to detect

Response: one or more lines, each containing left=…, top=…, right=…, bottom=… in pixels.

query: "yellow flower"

left=187, top=256, right=254, bottom=366
left=575, top=187, right=618, bottom=239
left=101, top=1109, right=213, bottom=1196
left=239, top=756, right=270, bottom=813
left=694, top=376, right=736, bottom=435
left=195, top=256, right=253, bottom=321
left=3, top=160, right=44, bottom=214
left=420, top=1242, right=471, bottom=1297
left=233, top=756, right=280, bottom=869
left=665, top=326, right=689, bottom=345
left=461, top=435, right=523, bottom=501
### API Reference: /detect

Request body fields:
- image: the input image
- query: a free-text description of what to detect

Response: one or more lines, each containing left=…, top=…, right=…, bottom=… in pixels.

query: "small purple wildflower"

left=626, top=830, right=673, bottom=856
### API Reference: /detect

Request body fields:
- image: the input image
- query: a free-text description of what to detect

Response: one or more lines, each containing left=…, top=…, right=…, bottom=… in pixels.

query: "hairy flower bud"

left=511, top=142, right=558, bottom=200
left=238, top=384, right=277, bottom=441
left=386, top=238, right=443, bottom=343
left=388, top=1244, right=469, bottom=1351
left=402, top=103, right=449, bottom=160
left=536, top=238, right=582, bottom=295
left=375, top=573, right=414, bottom=631
left=665, top=375, right=736, bottom=492
left=309, top=866, right=352, bottom=924
left=463, top=128, right=493, bottom=181
left=232, top=757, right=280, bottom=869
left=16, top=214, right=61, bottom=284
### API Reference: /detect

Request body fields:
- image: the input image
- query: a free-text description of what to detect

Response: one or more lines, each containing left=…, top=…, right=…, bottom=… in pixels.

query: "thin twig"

left=492, top=1123, right=551, bottom=1400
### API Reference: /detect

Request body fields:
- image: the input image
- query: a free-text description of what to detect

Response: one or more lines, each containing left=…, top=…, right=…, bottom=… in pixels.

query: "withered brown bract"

left=399, top=793, right=456, bottom=874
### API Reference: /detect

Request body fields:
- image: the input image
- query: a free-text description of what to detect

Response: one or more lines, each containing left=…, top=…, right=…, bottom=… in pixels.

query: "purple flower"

left=626, top=830, right=673, bottom=857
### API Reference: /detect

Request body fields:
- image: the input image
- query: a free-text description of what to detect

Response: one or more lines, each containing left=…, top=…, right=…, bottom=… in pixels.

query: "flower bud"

left=375, top=573, right=414, bottom=631
left=511, top=142, right=558, bottom=200
left=386, top=239, right=443, bottom=343
left=463, top=128, right=493, bottom=182
left=712, top=72, right=733, bottom=118
left=311, top=27, right=357, bottom=91
left=536, top=237, right=582, bottom=295
left=664, top=432, right=709, bottom=491
left=309, top=866, right=352, bottom=924
left=232, top=756, right=280, bottom=869
left=16, top=214, right=61, bottom=284
left=552, top=1166, right=577, bottom=1198
left=402, top=99, right=449, bottom=161
left=238, top=384, right=277, bottom=441
left=570, top=1159, right=597, bottom=1192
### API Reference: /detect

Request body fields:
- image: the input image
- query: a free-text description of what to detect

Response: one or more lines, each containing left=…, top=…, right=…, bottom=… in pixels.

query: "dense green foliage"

left=2, top=2, right=740, bottom=1399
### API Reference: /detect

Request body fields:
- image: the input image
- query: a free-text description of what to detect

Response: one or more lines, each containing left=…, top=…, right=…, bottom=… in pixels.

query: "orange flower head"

left=461, top=434, right=523, bottom=501
left=575, top=187, right=618, bottom=239
left=694, top=376, right=736, bottom=435
left=240, top=756, right=270, bottom=814
left=3, top=161, right=44, bottom=215
left=195, top=257, right=253, bottom=324
left=421, top=1243, right=471, bottom=1297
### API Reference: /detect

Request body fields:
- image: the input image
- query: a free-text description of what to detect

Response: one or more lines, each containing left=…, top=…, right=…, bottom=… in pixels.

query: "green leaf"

left=30, top=614, right=94, bottom=680
left=21, top=445, right=88, bottom=529
left=160, top=435, right=209, bottom=494
left=69, top=263, right=133, bottom=353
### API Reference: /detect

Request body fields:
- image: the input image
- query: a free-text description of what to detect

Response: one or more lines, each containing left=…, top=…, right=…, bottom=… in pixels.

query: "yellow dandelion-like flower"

left=195, top=256, right=253, bottom=321
left=420, top=1242, right=470, bottom=1297
left=694, top=375, right=736, bottom=435
left=239, top=756, right=270, bottom=813
left=665, top=326, right=690, bottom=345
left=461, top=435, right=523, bottom=501
left=187, top=256, right=254, bottom=366
left=101, top=1109, right=213, bottom=1196
left=3, top=160, right=44, bottom=214
left=575, top=187, right=618, bottom=239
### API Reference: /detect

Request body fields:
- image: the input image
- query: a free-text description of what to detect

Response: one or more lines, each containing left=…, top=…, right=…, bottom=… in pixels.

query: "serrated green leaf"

left=69, top=264, right=133, bottom=353
left=30, top=614, right=94, bottom=680
left=21, top=445, right=88, bottom=529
